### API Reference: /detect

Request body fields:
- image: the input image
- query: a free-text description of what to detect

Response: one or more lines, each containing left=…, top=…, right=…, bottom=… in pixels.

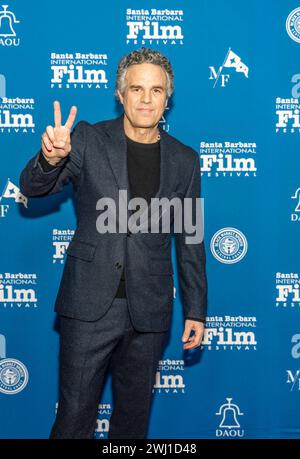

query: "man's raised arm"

left=19, top=100, right=87, bottom=197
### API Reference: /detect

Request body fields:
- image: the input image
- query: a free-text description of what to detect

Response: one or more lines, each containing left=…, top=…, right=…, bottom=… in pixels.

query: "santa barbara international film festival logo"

left=209, top=48, right=249, bottom=88
left=275, top=74, right=300, bottom=134
left=287, top=333, right=300, bottom=392
left=275, top=272, right=300, bottom=309
left=152, top=359, right=186, bottom=395
left=215, top=397, right=245, bottom=438
left=0, top=272, right=38, bottom=310
left=199, top=141, right=257, bottom=178
left=50, top=52, right=109, bottom=89
left=95, top=403, right=112, bottom=438
left=210, top=227, right=248, bottom=264
left=53, top=400, right=113, bottom=438
left=201, top=315, right=257, bottom=351
left=125, top=8, right=184, bottom=45
left=0, top=178, right=28, bottom=217
left=0, top=334, right=29, bottom=394
left=0, top=74, right=36, bottom=133
left=52, top=228, right=75, bottom=264
left=0, top=4, right=20, bottom=47
left=286, top=7, right=300, bottom=43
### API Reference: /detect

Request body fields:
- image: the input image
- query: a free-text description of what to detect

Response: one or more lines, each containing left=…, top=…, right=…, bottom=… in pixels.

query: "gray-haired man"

left=19, top=47, right=208, bottom=439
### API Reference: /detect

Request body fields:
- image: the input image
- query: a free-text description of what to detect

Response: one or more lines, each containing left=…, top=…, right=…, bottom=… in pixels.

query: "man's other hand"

left=182, top=320, right=205, bottom=350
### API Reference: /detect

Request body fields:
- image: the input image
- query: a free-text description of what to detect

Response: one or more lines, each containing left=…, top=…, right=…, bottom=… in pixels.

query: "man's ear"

left=117, top=89, right=124, bottom=105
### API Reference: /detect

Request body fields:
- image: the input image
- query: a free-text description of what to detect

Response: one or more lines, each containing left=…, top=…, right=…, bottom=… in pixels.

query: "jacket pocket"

left=66, top=239, right=97, bottom=261
left=149, top=257, right=174, bottom=275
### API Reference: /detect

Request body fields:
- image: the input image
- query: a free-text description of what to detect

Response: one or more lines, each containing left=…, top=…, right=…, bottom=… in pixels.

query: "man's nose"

left=140, top=91, right=152, bottom=103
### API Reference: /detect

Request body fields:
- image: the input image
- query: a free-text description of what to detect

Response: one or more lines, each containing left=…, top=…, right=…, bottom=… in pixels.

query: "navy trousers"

left=49, top=297, right=167, bottom=439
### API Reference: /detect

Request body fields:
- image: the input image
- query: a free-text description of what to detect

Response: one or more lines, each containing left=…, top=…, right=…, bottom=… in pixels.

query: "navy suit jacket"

left=19, top=113, right=208, bottom=332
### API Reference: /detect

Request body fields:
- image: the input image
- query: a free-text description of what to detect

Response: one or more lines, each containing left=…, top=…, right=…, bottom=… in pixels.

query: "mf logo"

left=209, top=48, right=249, bottom=88
left=286, top=369, right=300, bottom=391
left=0, top=178, right=28, bottom=217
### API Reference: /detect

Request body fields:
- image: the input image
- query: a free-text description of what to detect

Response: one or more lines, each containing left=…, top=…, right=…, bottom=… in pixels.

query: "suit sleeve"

left=186, top=316, right=206, bottom=323
left=175, top=151, right=208, bottom=322
left=38, top=150, right=65, bottom=172
left=19, top=120, right=87, bottom=197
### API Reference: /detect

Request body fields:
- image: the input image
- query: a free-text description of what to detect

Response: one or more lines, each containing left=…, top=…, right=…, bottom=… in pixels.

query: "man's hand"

left=41, top=100, right=77, bottom=165
left=182, top=320, right=205, bottom=350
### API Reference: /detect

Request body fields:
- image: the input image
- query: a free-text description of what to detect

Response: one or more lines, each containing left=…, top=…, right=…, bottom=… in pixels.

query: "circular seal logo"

left=0, top=358, right=29, bottom=394
left=286, top=7, right=300, bottom=43
left=210, top=227, right=247, bottom=264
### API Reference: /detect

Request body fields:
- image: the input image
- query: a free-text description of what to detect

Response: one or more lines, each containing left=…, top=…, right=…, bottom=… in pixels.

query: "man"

left=19, top=47, right=208, bottom=439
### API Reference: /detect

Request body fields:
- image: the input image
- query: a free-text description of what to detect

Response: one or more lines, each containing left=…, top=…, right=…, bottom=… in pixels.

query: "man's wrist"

left=38, top=150, right=66, bottom=173
left=186, top=316, right=206, bottom=324
left=41, top=151, right=63, bottom=166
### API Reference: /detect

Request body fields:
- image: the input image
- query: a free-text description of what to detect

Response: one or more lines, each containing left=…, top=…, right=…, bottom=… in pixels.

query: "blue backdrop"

left=0, top=0, right=299, bottom=439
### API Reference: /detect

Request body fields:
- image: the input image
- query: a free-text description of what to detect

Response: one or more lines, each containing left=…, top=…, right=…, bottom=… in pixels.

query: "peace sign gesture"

left=41, top=100, right=77, bottom=165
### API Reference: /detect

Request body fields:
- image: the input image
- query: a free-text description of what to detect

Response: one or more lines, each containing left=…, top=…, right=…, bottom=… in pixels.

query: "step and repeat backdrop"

left=0, top=0, right=299, bottom=439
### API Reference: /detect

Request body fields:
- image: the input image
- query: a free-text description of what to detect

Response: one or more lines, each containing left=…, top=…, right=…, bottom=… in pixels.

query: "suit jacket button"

left=115, top=262, right=122, bottom=269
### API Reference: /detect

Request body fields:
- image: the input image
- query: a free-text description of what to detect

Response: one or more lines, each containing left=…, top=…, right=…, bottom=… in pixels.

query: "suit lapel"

left=99, top=112, right=177, bottom=229
left=102, top=113, right=131, bottom=201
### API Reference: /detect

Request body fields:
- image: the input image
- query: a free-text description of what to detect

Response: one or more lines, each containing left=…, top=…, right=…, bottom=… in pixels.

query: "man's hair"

left=115, top=47, right=174, bottom=102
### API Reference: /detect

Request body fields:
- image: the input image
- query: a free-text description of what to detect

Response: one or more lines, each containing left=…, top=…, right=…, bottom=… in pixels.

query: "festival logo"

left=125, top=8, right=184, bottom=45
left=275, top=272, right=300, bottom=308
left=275, top=97, right=300, bottom=134
left=50, top=52, right=109, bottom=89
left=0, top=74, right=35, bottom=133
left=215, top=397, right=245, bottom=437
left=291, top=187, right=300, bottom=221
left=0, top=335, right=29, bottom=395
left=0, top=5, right=20, bottom=47
left=52, top=229, right=75, bottom=264
left=286, top=7, right=300, bottom=43
left=210, top=227, right=248, bottom=264
left=0, top=358, right=29, bottom=394
left=53, top=400, right=112, bottom=438
left=209, top=48, right=249, bottom=88
left=286, top=368, right=300, bottom=391
left=153, top=359, right=185, bottom=394
left=0, top=272, right=38, bottom=310
left=275, top=74, right=300, bottom=133
left=0, top=178, right=28, bottom=218
left=202, top=316, right=257, bottom=351
left=199, top=141, right=257, bottom=177
left=96, top=403, right=112, bottom=438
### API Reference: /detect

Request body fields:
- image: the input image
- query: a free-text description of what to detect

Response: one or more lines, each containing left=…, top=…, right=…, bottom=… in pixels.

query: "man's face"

left=117, top=63, right=168, bottom=129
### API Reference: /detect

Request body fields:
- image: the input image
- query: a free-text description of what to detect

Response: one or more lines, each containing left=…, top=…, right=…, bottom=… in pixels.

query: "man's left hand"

left=182, top=320, right=205, bottom=350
